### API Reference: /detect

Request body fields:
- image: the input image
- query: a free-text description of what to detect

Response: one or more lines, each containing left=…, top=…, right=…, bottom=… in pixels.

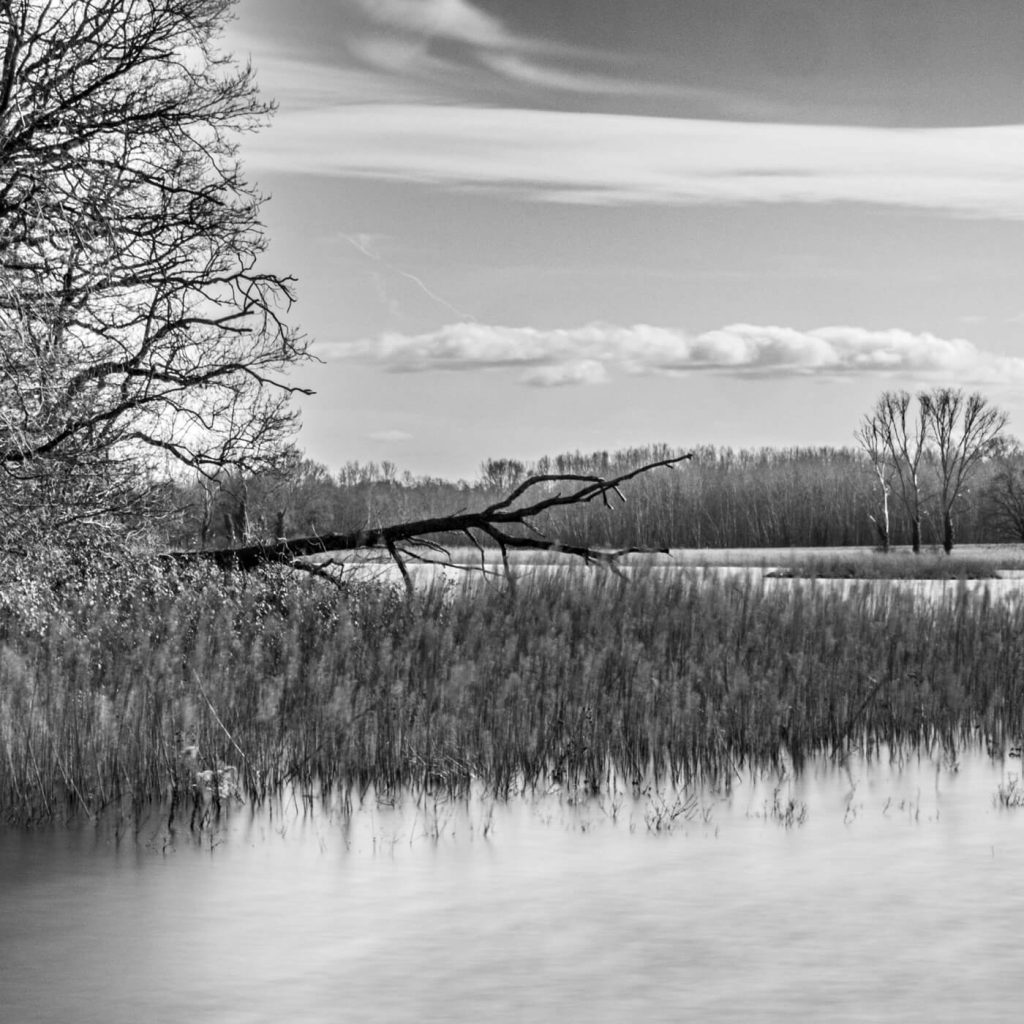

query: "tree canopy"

left=856, top=388, right=1009, bottom=553
left=0, top=0, right=310, bottom=544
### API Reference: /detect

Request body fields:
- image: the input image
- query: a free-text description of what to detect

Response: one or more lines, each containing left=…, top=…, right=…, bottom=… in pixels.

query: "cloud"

left=318, top=322, right=1024, bottom=386
left=477, top=52, right=664, bottom=96
left=249, top=105, right=1024, bottom=218
left=351, top=0, right=507, bottom=49
left=368, top=429, right=413, bottom=442
left=521, top=360, right=609, bottom=387
left=346, top=0, right=626, bottom=95
left=224, top=31, right=454, bottom=107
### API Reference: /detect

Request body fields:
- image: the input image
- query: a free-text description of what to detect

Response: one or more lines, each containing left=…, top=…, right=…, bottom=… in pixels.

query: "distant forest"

left=163, top=442, right=1024, bottom=552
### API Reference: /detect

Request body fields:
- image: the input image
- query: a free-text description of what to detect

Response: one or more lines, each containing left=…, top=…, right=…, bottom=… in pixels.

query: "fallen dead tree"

left=166, top=453, right=693, bottom=589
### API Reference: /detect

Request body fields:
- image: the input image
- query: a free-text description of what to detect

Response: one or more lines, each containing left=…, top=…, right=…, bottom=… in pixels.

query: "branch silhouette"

left=167, top=453, right=694, bottom=583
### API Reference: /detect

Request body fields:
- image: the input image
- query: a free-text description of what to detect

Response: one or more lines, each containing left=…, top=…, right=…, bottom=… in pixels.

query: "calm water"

left=3, top=752, right=1024, bottom=1023
left=338, top=557, right=1024, bottom=608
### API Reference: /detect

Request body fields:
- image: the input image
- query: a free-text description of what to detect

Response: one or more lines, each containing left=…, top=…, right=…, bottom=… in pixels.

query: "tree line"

left=161, top=424, right=1024, bottom=554
left=856, top=388, right=1010, bottom=553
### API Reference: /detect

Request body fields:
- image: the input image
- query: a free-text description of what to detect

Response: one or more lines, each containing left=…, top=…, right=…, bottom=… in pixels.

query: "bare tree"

left=983, top=446, right=1024, bottom=543
left=480, top=457, right=527, bottom=493
left=857, top=391, right=928, bottom=552
left=0, top=0, right=310, bottom=544
left=169, top=454, right=695, bottom=589
left=854, top=416, right=896, bottom=551
left=920, top=388, right=1008, bottom=553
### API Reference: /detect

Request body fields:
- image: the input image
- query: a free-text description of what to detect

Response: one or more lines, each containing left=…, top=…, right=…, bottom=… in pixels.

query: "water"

left=3, top=753, right=1024, bottom=1023
left=338, top=555, right=1024, bottom=608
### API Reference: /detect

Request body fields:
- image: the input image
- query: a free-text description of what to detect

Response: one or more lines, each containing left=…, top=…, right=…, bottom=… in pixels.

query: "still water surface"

left=337, top=556, right=1024, bottom=607
left=3, top=752, right=1024, bottom=1024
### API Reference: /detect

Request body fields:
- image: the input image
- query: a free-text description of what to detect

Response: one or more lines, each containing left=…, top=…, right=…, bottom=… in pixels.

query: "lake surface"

left=3, top=751, right=1024, bottom=1023
left=333, top=554, right=1024, bottom=607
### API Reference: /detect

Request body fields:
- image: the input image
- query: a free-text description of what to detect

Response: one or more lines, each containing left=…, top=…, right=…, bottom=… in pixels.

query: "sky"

left=223, top=0, right=1024, bottom=480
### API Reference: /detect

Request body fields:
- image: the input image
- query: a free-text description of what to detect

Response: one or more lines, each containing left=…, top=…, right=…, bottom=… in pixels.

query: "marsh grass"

left=643, top=788, right=713, bottom=833
left=2, top=559, right=1024, bottom=828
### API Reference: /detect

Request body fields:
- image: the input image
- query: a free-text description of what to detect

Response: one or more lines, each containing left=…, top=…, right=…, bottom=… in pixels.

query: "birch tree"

left=856, top=391, right=928, bottom=552
left=854, top=416, right=896, bottom=551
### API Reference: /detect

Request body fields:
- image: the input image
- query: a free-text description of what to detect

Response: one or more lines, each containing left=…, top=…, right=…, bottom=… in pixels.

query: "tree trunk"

left=911, top=517, right=921, bottom=554
left=943, top=511, right=954, bottom=554
left=871, top=516, right=889, bottom=552
left=879, top=487, right=890, bottom=553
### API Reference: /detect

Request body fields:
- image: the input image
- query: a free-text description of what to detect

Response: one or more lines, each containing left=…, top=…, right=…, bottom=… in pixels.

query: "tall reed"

left=2, top=561, right=1023, bottom=825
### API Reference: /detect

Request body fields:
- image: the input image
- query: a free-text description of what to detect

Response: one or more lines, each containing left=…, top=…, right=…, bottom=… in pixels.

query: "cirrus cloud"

left=368, top=429, right=414, bottom=442
left=250, top=105, right=1024, bottom=218
left=351, top=0, right=507, bottom=48
left=318, top=322, right=1024, bottom=387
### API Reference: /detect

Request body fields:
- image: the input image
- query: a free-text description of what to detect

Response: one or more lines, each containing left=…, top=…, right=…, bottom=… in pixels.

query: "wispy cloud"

left=225, top=31, right=452, bottom=107
left=345, top=0, right=630, bottom=95
left=249, top=105, right=1024, bottom=218
left=476, top=52, right=669, bottom=96
left=318, top=322, right=1024, bottom=387
left=521, top=360, right=609, bottom=387
left=351, top=0, right=508, bottom=49
left=368, top=429, right=414, bottom=442
left=341, top=233, right=475, bottom=322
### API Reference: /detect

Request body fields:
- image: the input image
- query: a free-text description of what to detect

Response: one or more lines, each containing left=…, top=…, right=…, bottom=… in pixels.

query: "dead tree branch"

left=165, top=453, right=694, bottom=585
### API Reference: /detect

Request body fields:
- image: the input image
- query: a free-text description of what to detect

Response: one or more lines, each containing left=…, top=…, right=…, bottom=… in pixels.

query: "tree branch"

left=164, top=454, right=694, bottom=582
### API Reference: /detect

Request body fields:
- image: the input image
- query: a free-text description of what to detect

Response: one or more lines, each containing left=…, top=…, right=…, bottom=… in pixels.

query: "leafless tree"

left=920, top=388, right=1008, bottom=553
left=479, top=457, right=527, bottom=493
left=982, top=446, right=1024, bottom=543
left=854, top=416, right=896, bottom=551
left=856, top=391, right=928, bottom=552
left=169, top=454, right=695, bottom=589
left=0, top=0, right=310, bottom=545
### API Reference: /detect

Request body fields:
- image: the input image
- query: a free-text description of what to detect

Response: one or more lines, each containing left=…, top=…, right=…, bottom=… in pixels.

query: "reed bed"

left=1, top=560, right=1023, bottom=827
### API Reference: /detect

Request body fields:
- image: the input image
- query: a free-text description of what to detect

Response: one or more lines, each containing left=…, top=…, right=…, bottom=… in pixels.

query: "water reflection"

left=3, top=751, right=1024, bottom=1023
left=339, top=557, right=1024, bottom=608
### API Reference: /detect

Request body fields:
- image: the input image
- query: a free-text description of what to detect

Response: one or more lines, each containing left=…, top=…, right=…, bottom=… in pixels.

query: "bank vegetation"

left=2, top=562, right=1022, bottom=827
